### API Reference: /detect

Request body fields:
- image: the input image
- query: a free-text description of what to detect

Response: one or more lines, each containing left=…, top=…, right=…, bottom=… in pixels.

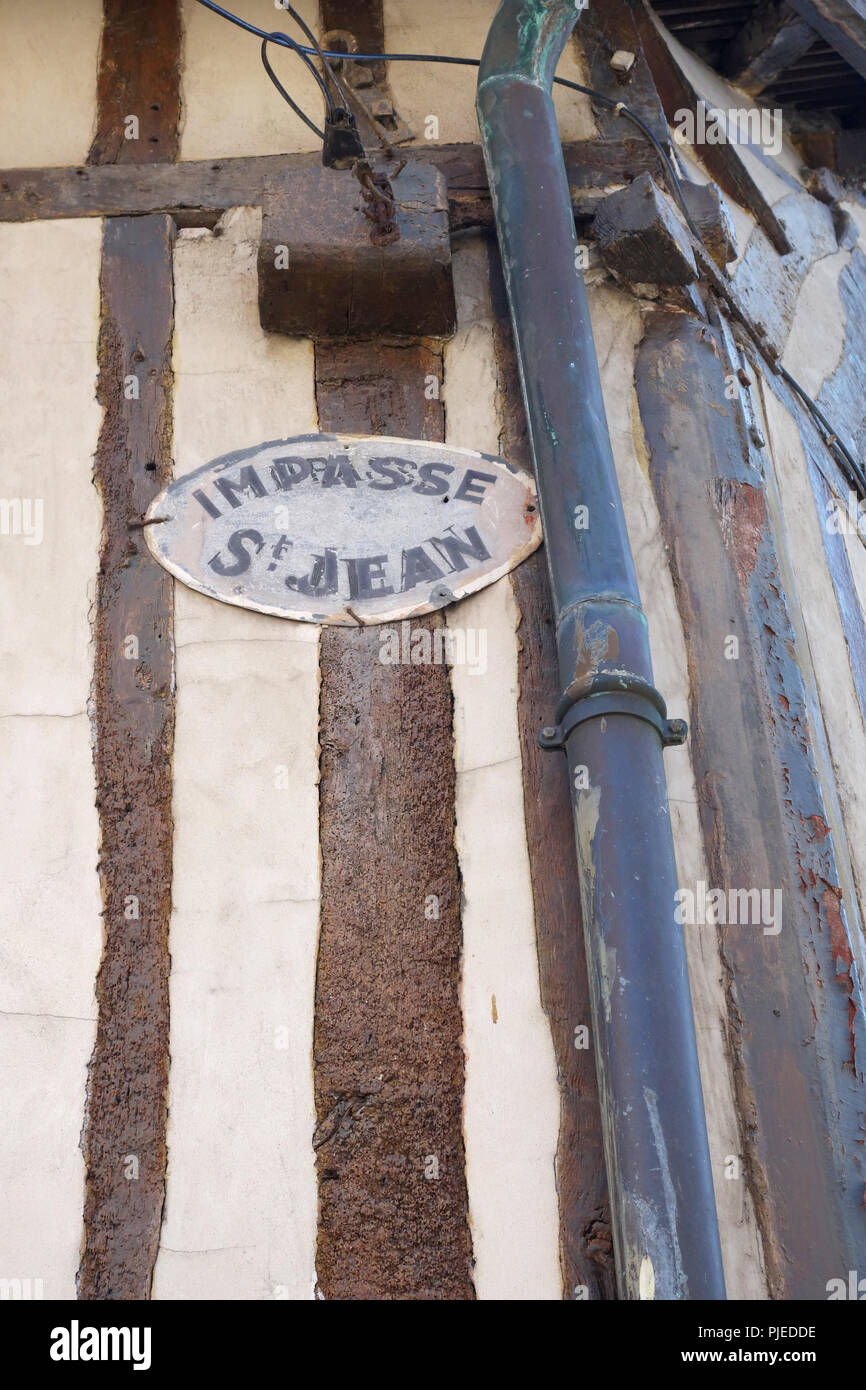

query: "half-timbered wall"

left=1, top=0, right=865, bottom=1300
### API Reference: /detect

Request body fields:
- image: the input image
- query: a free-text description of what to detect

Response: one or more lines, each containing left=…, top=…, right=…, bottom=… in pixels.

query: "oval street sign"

left=145, top=434, right=541, bottom=625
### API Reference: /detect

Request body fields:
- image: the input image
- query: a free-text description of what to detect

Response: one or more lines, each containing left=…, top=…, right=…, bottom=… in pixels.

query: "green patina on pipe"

left=477, top=0, right=726, bottom=1300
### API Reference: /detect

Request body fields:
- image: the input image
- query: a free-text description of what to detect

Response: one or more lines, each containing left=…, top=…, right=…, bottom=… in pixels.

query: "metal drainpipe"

left=477, top=0, right=726, bottom=1300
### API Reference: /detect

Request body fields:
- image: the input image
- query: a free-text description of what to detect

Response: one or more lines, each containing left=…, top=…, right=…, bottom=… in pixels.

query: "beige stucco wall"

left=782, top=251, right=852, bottom=399
left=152, top=207, right=321, bottom=1300
left=0, top=1, right=101, bottom=168
left=0, top=219, right=104, bottom=1297
left=384, top=0, right=595, bottom=145
left=180, top=0, right=323, bottom=158
left=0, top=0, right=864, bottom=1303
left=178, top=0, right=595, bottom=160
left=444, top=237, right=562, bottom=1299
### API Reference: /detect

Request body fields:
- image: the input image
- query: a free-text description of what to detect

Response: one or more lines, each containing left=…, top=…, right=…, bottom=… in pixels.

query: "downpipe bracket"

left=538, top=687, right=688, bottom=752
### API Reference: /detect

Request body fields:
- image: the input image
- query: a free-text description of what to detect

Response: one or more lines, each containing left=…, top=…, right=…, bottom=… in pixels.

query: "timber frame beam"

left=0, top=139, right=661, bottom=233
left=721, top=2, right=818, bottom=94
left=787, top=0, right=866, bottom=79
left=78, top=0, right=182, bottom=1302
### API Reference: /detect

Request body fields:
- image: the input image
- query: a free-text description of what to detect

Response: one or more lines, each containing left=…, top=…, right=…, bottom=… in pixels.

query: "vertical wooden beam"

left=313, top=340, right=475, bottom=1301
left=79, top=0, right=181, bottom=1299
left=578, top=0, right=668, bottom=145
left=488, top=244, right=616, bottom=1301
left=319, top=0, right=385, bottom=67
left=318, top=0, right=408, bottom=148
left=78, top=214, right=176, bottom=1299
left=635, top=309, right=866, bottom=1298
left=88, top=0, right=182, bottom=166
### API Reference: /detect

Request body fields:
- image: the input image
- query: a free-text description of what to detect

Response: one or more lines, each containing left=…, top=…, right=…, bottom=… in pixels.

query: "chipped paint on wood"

left=756, top=376, right=866, bottom=985
left=636, top=309, right=866, bottom=1298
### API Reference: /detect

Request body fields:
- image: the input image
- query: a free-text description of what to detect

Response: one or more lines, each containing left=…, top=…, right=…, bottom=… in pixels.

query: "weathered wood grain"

left=636, top=309, right=866, bottom=1298
left=313, top=340, right=475, bottom=1300
left=578, top=0, right=669, bottom=145
left=78, top=215, right=176, bottom=1300
left=78, top=2, right=181, bottom=1299
left=319, top=0, right=395, bottom=145
left=787, top=0, right=866, bottom=79
left=89, top=0, right=182, bottom=166
left=0, top=140, right=661, bottom=229
left=721, top=2, right=816, bottom=94
left=320, top=0, right=386, bottom=68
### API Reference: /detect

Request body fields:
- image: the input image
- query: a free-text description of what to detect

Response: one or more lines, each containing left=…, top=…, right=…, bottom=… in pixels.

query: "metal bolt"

left=542, top=726, right=557, bottom=740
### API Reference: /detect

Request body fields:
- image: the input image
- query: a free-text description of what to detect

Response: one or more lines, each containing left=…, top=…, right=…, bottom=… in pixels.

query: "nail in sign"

left=145, top=434, right=541, bottom=625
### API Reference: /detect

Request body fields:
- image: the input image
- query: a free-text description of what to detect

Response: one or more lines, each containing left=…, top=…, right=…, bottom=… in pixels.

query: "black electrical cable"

left=310, top=48, right=478, bottom=68
left=777, top=362, right=866, bottom=497
left=196, top=4, right=704, bottom=240
left=282, top=36, right=334, bottom=111
left=194, top=7, right=475, bottom=66
left=553, top=76, right=705, bottom=243
left=278, top=2, right=353, bottom=110
left=261, top=36, right=327, bottom=141
left=194, top=4, right=697, bottom=221
left=196, top=0, right=307, bottom=51
left=195, top=0, right=864, bottom=500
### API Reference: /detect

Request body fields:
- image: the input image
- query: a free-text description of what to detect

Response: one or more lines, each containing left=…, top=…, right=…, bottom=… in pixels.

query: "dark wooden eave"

left=652, top=0, right=866, bottom=122
left=721, top=1, right=817, bottom=92
left=786, top=0, right=866, bottom=79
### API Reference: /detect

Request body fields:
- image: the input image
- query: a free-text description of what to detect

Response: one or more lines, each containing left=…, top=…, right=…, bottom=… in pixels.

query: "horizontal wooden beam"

left=722, top=1, right=817, bottom=93
left=0, top=140, right=661, bottom=231
left=787, top=0, right=866, bottom=78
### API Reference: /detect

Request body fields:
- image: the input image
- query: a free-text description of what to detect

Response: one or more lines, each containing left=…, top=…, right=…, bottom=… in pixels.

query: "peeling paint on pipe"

left=477, top=0, right=725, bottom=1299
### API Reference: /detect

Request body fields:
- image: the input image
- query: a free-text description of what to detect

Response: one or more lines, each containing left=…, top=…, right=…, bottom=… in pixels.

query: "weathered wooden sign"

left=145, top=434, right=541, bottom=625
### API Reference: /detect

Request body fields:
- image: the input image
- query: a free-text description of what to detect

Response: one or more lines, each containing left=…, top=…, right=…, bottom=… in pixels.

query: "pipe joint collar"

left=538, top=677, right=688, bottom=752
